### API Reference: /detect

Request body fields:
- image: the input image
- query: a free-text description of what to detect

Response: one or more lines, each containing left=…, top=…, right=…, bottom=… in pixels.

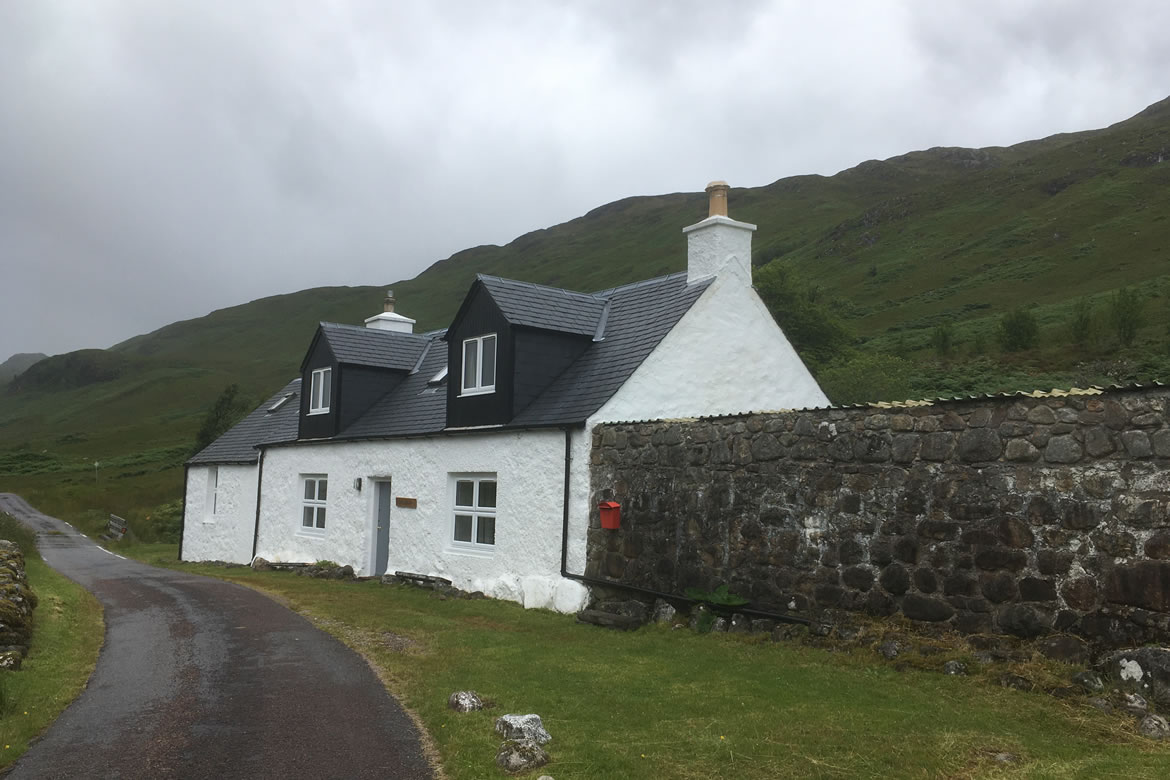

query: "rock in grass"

left=651, top=598, right=677, bottom=624
left=1121, top=693, right=1149, bottom=718
left=1073, top=670, right=1104, bottom=693
left=496, top=739, right=550, bottom=773
left=495, top=714, right=551, bottom=745
left=943, top=660, right=967, bottom=676
left=878, top=640, right=900, bottom=660
left=1139, top=714, right=1169, bottom=740
left=1000, top=674, right=1033, bottom=691
left=447, top=690, right=483, bottom=712
left=251, top=557, right=272, bottom=571
left=728, top=613, right=751, bottom=634
left=576, top=610, right=641, bottom=631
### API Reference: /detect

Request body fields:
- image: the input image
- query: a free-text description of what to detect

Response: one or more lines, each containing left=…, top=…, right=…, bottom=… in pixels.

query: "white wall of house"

left=181, top=464, right=258, bottom=564
left=595, top=269, right=830, bottom=424
left=254, top=429, right=589, bottom=612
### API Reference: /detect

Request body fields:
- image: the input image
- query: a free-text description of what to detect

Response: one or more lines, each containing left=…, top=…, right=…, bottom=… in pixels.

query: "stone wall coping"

left=598, top=382, right=1165, bottom=427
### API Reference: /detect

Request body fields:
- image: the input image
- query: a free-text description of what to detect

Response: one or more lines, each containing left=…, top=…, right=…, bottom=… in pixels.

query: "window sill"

left=446, top=544, right=496, bottom=558
left=306, top=409, right=330, bottom=416
left=296, top=529, right=327, bottom=539
left=458, top=388, right=495, bottom=398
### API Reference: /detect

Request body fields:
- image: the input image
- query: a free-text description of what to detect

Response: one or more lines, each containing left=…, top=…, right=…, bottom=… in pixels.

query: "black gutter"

left=251, top=447, right=266, bottom=561
left=177, top=464, right=189, bottom=561
left=557, top=427, right=812, bottom=627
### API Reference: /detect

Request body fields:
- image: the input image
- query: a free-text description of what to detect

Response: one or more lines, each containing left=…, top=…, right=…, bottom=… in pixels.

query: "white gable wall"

left=181, top=464, right=258, bottom=564
left=594, top=270, right=829, bottom=423
left=556, top=272, right=830, bottom=597
left=254, top=430, right=589, bottom=612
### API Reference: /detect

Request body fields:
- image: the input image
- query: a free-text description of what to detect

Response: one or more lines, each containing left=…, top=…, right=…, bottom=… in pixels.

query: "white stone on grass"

left=495, top=713, right=552, bottom=745
left=447, top=690, right=484, bottom=712
left=496, top=739, right=550, bottom=773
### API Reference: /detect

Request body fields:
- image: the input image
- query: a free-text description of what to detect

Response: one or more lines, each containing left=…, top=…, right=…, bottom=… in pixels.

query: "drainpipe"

left=178, top=464, right=190, bottom=560
left=251, top=448, right=266, bottom=561
left=557, top=427, right=811, bottom=626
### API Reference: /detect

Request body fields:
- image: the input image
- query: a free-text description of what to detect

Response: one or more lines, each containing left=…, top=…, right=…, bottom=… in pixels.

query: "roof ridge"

left=320, top=321, right=430, bottom=340
left=591, top=270, right=689, bottom=298
left=476, top=273, right=605, bottom=302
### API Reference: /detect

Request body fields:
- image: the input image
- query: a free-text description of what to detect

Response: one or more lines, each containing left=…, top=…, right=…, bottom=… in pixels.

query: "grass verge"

left=117, top=542, right=1170, bottom=779
left=0, top=514, right=103, bottom=769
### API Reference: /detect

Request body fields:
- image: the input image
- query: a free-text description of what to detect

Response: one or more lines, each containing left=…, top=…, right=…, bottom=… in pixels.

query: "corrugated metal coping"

left=601, top=380, right=1168, bottom=426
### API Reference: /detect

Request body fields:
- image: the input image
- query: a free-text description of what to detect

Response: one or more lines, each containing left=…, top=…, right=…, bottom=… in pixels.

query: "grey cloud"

left=1, top=0, right=1167, bottom=362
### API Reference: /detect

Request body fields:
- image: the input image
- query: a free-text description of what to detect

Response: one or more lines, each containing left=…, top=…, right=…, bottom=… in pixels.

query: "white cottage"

left=181, top=183, right=829, bottom=612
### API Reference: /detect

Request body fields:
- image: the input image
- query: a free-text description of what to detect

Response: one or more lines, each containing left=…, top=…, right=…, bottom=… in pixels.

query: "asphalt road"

left=0, top=493, right=435, bottom=779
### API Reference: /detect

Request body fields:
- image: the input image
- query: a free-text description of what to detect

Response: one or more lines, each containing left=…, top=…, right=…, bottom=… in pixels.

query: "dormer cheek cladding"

left=299, top=343, right=339, bottom=439
left=446, top=292, right=514, bottom=429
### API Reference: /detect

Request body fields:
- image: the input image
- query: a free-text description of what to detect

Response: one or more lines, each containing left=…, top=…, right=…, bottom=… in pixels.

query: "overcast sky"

left=2, top=0, right=1168, bottom=362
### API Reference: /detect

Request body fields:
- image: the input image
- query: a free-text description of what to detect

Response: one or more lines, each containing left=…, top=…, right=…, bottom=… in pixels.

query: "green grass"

left=0, top=514, right=103, bottom=769
left=115, top=543, right=1170, bottom=779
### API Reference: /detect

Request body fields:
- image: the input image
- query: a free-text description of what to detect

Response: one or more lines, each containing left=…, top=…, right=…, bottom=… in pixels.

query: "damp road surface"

left=0, top=493, right=435, bottom=780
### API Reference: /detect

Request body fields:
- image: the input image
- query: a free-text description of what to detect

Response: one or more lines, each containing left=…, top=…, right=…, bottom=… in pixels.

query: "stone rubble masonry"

left=0, top=539, right=37, bottom=669
left=586, top=388, right=1170, bottom=647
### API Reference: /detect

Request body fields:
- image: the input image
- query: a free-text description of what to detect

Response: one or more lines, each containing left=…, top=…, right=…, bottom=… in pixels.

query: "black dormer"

left=445, top=283, right=514, bottom=428
left=445, top=276, right=603, bottom=429
left=299, top=332, right=340, bottom=439
left=298, top=323, right=429, bottom=440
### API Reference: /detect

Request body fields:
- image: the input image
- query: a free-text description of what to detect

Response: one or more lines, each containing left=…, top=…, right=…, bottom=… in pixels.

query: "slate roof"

left=339, top=272, right=709, bottom=437
left=336, top=331, right=450, bottom=439
left=511, top=272, right=710, bottom=426
left=203, top=271, right=711, bottom=451
left=315, top=322, right=430, bottom=371
left=474, top=275, right=608, bottom=337
left=188, top=378, right=302, bottom=465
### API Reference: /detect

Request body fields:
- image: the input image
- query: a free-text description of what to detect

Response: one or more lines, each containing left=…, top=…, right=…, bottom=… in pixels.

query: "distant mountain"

left=0, top=353, right=47, bottom=385
left=2, top=95, right=1169, bottom=512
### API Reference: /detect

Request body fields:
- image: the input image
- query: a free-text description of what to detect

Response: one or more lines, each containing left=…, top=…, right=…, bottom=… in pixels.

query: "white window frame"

left=460, top=334, right=497, bottom=396
left=308, top=367, right=332, bottom=414
left=204, top=466, right=219, bottom=523
left=299, top=474, right=328, bottom=536
left=449, top=473, right=497, bottom=553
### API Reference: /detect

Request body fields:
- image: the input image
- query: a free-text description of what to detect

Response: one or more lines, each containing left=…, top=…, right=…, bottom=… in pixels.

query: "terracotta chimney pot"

left=706, top=181, right=730, bottom=217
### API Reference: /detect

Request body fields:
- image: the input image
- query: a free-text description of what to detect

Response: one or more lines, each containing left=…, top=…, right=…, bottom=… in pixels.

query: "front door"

left=374, top=480, right=392, bottom=577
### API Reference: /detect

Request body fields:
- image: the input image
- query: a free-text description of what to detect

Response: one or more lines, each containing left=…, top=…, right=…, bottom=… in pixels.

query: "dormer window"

left=461, top=334, right=496, bottom=395
left=309, top=367, right=332, bottom=414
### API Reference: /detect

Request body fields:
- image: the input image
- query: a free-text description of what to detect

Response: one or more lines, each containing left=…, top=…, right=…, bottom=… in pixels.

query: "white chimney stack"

left=684, top=181, right=756, bottom=285
left=364, top=289, right=416, bottom=333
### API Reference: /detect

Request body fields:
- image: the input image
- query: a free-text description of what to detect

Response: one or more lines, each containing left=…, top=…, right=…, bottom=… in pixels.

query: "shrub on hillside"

left=816, top=352, right=913, bottom=405
left=1069, top=297, right=1097, bottom=347
left=193, top=384, right=251, bottom=455
left=931, top=322, right=956, bottom=358
left=754, top=262, right=852, bottom=366
left=1109, top=287, right=1145, bottom=347
left=997, top=308, right=1039, bottom=352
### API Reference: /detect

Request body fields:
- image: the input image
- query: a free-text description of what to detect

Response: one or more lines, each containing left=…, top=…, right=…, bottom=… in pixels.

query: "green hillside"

left=0, top=353, right=47, bottom=385
left=3, top=95, right=1170, bottom=531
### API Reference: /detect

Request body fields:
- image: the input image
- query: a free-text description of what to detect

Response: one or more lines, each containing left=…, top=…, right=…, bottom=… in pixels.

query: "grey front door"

left=375, top=480, right=391, bottom=576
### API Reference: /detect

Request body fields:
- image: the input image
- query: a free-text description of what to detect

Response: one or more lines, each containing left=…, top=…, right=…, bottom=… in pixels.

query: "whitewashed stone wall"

left=254, top=428, right=589, bottom=612
left=181, top=464, right=258, bottom=564
left=595, top=270, right=829, bottom=422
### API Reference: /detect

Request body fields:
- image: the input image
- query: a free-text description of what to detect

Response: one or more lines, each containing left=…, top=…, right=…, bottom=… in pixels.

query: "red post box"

left=599, top=501, right=621, bottom=530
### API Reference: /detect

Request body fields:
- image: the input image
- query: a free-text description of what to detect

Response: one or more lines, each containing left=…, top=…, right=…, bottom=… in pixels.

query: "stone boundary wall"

left=587, top=388, right=1170, bottom=647
left=0, top=538, right=36, bottom=669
